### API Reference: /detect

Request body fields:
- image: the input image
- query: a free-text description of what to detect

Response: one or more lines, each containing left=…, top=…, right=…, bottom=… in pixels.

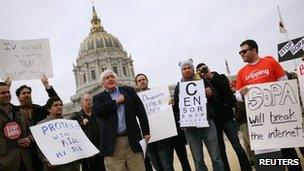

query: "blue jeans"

left=184, top=119, right=224, bottom=171
left=214, top=120, right=251, bottom=171
left=147, top=139, right=174, bottom=171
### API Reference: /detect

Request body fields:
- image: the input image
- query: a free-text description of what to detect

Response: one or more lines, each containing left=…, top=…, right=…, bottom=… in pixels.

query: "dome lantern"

left=90, top=6, right=104, bottom=34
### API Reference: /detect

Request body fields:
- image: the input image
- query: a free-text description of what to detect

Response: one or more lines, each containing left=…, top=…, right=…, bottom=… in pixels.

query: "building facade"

left=63, top=7, right=136, bottom=117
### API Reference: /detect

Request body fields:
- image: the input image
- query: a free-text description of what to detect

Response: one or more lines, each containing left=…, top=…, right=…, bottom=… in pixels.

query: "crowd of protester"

left=0, top=39, right=303, bottom=171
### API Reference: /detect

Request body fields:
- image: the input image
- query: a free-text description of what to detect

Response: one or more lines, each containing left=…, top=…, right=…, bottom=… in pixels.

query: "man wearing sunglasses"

left=235, top=39, right=287, bottom=171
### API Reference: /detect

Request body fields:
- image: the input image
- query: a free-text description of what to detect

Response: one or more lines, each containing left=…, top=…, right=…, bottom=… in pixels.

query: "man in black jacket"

left=93, top=70, right=150, bottom=171
left=196, top=63, right=251, bottom=171
left=70, top=94, right=105, bottom=171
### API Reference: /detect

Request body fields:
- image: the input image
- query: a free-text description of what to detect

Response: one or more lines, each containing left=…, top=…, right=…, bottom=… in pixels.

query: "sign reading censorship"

left=138, top=87, right=177, bottom=143
left=30, top=119, right=99, bottom=165
left=179, top=81, right=208, bottom=128
left=245, top=80, right=304, bottom=150
left=0, top=38, right=53, bottom=80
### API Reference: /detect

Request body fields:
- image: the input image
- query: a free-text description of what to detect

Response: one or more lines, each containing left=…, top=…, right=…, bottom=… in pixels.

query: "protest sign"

left=179, top=80, right=208, bottom=128
left=0, top=38, right=53, bottom=80
left=297, top=61, right=304, bottom=106
left=278, top=36, right=304, bottom=62
left=245, top=80, right=304, bottom=150
left=30, top=119, right=99, bottom=165
left=138, top=87, right=177, bottom=143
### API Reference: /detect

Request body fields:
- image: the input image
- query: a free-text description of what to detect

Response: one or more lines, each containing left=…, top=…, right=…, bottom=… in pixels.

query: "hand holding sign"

left=18, top=137, right=31, bottom=148
left=144, top=134, right=151, bottom=143
left=239, top=86, right=249, bottom=98
left=205, top=87, right=213, bottom=97
left=4, top=77, right=12, bottom=89
left=41, top=75, right=51, bottom=89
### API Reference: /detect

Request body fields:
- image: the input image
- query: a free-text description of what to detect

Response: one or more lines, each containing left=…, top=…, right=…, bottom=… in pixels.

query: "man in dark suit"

left=93, top=70, right=150, bottom=171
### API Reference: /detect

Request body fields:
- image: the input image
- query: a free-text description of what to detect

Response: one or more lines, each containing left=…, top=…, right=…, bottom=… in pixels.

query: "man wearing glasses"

left=235, top=39, right=287, bottom=171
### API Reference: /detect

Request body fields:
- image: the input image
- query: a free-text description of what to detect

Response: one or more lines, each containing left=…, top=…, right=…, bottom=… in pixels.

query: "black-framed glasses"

left=239, top=48, right=252, bottom=55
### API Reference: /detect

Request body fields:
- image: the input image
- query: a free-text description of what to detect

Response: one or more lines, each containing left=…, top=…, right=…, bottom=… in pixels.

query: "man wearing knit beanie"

left=178, top=59, right=200, bottom=81
left=173, top=59, right=224, bottom=171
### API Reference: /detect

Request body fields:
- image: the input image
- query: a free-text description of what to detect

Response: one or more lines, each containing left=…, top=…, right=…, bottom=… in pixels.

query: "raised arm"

left=41, top=75, right=59, bottom=98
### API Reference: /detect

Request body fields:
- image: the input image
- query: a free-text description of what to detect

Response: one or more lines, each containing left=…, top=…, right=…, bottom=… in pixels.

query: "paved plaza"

left=173, top=134, right=304, bottom=171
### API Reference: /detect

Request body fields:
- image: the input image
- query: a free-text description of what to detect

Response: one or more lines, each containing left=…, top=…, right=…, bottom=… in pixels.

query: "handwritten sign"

left=138, top=87, right=177, bottom=143
left=30, top=119, right=99, bottom=165
left=0, top=38, right=53, bottom=80
left=179, top=81, right=208, bottom=128
left=245, top=80, right=304, bottom=150
left=297, top=61, right=304, bottom=109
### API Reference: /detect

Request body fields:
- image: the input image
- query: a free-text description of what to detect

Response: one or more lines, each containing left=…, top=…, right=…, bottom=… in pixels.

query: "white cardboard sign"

left=179, top=81, right=208, bottom=128
left=245, top=80, right=304, bottom=150
left=30, top=119, right=99, bottom=165
left=138, top=87, right=177, bottom=143
left=0, top=38, right=53, bottom=80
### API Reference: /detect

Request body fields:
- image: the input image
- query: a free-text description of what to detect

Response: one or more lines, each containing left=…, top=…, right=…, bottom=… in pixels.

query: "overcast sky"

left=1, top=0, right=303, bottom=105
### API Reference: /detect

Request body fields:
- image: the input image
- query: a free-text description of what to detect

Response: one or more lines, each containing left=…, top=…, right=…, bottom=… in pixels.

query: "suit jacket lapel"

left=103, top=90, right=112, bottom=101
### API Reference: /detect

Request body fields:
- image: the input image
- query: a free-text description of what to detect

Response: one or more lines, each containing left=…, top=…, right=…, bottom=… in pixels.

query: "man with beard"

left=236, top=39, right=288, bottom=171
left=173, top=59, right=224, bottom=171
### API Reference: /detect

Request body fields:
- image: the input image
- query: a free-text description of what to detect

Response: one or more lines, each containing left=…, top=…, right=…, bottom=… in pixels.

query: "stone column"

left=118, top=58, right=123, bottom=77
left=73, top=65, right=79, bottom=88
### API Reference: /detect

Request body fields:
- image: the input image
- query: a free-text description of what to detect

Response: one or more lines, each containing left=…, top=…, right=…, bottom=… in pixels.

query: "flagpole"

left=224, top=58, right=232, bottom=82
left=277, top=5, right=297, bottom=71
left=277, top=6, right=289, bottom=40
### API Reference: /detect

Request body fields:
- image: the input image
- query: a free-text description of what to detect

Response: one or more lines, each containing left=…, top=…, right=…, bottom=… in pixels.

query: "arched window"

left=91, top=70, right=96, bottom=80
left=113, top=66, right=118, bottom=74
left=82, top=72, right=87, bottom=83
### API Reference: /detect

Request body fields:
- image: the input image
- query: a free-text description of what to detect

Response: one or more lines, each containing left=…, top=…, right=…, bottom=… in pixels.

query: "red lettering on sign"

left=299, top=64, right=304, bottom=75
left=3, top=122, right=21, bottom=139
